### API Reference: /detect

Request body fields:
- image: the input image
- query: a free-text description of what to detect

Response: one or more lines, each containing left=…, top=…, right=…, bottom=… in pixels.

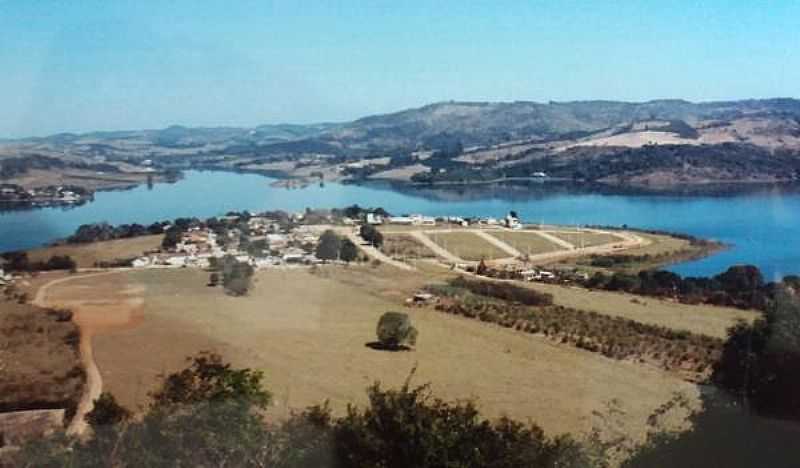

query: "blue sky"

left=0, top=0, right=798, bottom=137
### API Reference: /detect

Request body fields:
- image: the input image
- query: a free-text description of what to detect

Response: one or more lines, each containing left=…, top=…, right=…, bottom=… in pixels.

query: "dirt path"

left=536, top=231, right=576, bottom=250
left=409, top=231, right=465, bottom=264
left=473, top=230, right=521, bottom=257
left=32, top=269, right=129, bottom=437
left=342, top=232, right=416, bottom=271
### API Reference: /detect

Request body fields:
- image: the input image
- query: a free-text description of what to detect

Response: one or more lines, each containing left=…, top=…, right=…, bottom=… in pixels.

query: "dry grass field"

left=40, top=266, right=700, bottom=444
left=519, top=281, right=758, bottom=339
left=489, top=231, right=566, bottom=256
left=0, top=301, right=84, bottom=414
left=27, top=235, right=163, bottom=268
left=381, top=234, right=437, bottom=259
left=427, top=231, right=509, bottom=261
left=549, top=231, right=622, bottom=248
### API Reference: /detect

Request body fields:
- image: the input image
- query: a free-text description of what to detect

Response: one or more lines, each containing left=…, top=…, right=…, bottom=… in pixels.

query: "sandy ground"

left=38, top=267, right=700, bottom=445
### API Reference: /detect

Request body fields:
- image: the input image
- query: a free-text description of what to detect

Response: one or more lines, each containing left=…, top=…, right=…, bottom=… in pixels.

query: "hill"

left=2, top=98, right=800, bottom=192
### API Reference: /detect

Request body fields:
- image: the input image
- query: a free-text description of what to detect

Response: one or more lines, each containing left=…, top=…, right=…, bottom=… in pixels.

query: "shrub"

left=376, top=312, right=418, bottom=349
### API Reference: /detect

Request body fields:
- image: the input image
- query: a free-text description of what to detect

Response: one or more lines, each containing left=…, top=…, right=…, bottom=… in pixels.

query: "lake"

left=1, top=170, right=799, bottom=280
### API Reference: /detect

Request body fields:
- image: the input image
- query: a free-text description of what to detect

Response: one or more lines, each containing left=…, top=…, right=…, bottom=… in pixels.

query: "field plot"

left=381, top=234, right=437, bottom=259
left=54, top=267, right=699, bottom=442
left=520, top=281, right=758, bottom=339
left=489, top=231, right=566, bottom=256
left=427, top=231, right=509, bottom=261
left=28, top=235, right=163, bottom=268
left=548, top=231, right=622, bottom=248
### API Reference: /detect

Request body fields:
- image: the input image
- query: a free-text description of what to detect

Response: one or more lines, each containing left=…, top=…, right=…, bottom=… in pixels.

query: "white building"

left=505, top=214, right=522, bottom=230
left=266, top=234, right=288, bottom=249
left=388, top=214, right=436, bottom=226
left=388, top=216, right=414, bottom=225
left=132, top=257, right=152, bottom=268
left=366, top=213, right=384, bottom=225
left=165, top=256, right=189, bottom=267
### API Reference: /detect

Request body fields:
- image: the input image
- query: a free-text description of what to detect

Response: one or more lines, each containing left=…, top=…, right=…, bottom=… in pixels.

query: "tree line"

left=584, top=264, right=772, bottom=310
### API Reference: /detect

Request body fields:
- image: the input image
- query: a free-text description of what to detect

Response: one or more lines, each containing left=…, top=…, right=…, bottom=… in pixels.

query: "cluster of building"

left=132, top=216, right=327, bottom=270
left=0, top=184, right=92, bottom=206
left=486, top=263, right=590, bottom=283
left=361, top=212, right=521, bottom=229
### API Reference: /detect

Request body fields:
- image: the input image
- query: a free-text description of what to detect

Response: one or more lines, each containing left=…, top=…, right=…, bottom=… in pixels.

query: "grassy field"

left=556, top=233, right=719, bottom=273
left=0, top=301, right=84, bottom=415
left=519, top=281, right=758, bottom=339
left=427, top=231, right=509, bottom=261
left=381, top=234, right=437, bottom=259
left=27, top=235, right=163, bottom=268
left=489, top=231, right=566, bottom=255
left=40, top=266, right=699, bottom=444
left=548, top=231, right=622, bottom=248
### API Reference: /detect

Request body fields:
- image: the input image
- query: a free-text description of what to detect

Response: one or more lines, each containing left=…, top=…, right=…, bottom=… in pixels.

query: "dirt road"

left=32, top=269, right=129, bottom=437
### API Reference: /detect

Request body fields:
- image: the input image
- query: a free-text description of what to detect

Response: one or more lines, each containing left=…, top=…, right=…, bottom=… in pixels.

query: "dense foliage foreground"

left=6, top=354, right=600, bottom=468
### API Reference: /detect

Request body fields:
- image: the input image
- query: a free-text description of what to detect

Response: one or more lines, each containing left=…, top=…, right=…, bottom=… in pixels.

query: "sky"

left=0, top=0, right=798, bottom=137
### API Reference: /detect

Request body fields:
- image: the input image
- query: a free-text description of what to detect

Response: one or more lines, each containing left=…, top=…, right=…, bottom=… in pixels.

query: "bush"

left=376, top=312, right=418, bottom=349
left=360, top=224, right=384, bottom=247
left=450, top=276, right=553, bottom=306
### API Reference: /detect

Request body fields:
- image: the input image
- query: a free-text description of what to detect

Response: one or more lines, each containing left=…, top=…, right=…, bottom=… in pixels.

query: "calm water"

left=1, top=170, right=799, bottom=280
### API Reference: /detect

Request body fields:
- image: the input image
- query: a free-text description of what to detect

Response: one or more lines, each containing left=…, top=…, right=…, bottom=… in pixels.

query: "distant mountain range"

left=3, top=98, right=800, bottom=191
left=9, top=98, right=800, bottom=152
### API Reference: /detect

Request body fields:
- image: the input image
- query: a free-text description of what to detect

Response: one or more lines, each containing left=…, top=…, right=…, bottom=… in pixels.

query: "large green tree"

left=315, top=230, right=343, bottom=261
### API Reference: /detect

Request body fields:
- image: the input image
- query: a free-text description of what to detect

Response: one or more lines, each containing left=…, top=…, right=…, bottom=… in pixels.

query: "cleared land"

left=41, top=267, right=699, bottom=443
left=489, top=231, right=566, bottom=256
left=381, top=234, right=437, bottom=259
left=28, top=235, right=163, bottom=268
left=427, top=231, right=510, bottom=261
left=548, top=231, right=622, bottom=248
left=519, top=281, right=758, bottom=339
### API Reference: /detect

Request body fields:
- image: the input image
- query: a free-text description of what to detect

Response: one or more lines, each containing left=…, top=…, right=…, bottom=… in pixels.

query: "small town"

left=0, top=183, right=93, bottom=207
left=129, top=209, right=544, bottom=274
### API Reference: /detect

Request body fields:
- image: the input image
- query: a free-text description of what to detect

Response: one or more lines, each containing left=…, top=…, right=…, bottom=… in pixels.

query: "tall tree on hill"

left=360, top=224, right=384, bottom=248
left=340, top=238, right=359, bottom=263
left=316, top=230, right=343, bottom=262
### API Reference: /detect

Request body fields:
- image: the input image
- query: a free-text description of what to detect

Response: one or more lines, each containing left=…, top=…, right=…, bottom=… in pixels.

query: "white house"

left=165, top=256, right=189, bottom=267
left=388, top=216, right=414, bottom=225
left=366, top=213, right=384, bottom=225
left=505, top=214, right=522, bottom=230
left=132, top=257, right=152, bottom=268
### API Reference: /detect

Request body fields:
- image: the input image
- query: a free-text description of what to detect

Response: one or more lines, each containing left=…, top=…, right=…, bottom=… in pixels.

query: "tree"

left=340, top=239, right=359, bottom=263
left=360, top=224, right=384, bottom=247
left=151, top=352, right=271, bottom=410
left=220, top=255, right=254, bottom=296
left=162, top=226, right=183, bottom=250
left=376, top=312, right=418, bottom=349
left=713, top=286, right=800, bottom=420
left=315, top=229, right=342, bottom=262
left=208, top=273, right=220, bottom=287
